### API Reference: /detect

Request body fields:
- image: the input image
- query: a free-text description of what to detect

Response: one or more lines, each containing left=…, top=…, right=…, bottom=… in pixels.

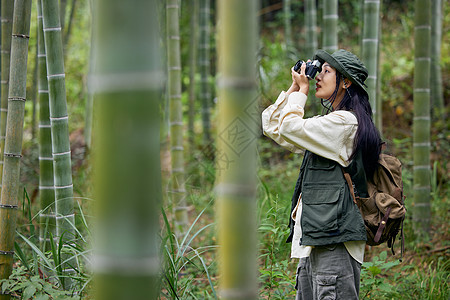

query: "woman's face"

left=315, top=62, right=347, bottom=107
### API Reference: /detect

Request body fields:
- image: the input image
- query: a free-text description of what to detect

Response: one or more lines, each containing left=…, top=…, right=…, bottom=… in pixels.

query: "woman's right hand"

left=291, top=62, right=310, bottom=95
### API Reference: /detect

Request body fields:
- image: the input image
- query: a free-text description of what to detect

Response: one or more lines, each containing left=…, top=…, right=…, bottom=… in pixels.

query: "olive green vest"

left=287, top=151, right=367, bottom=246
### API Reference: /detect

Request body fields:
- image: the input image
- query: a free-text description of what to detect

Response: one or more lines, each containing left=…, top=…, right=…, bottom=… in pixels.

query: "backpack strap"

left=341, top=168, right=358, bottom=207
left=374, top=207, right=391, bottom=243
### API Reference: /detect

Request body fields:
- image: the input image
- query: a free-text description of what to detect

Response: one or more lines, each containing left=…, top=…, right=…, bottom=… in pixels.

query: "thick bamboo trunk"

left=37, top=0, right=56, bottom=253
left=322, top=0, right=338, bottom=52
left=0, top=0, right=14, bottom=196
left=0, top=0, right=32, bottom=298
left=41, top=0, right=77, bottom=289
left=430, top=0, right=443, bottom=117
left=413, top=0, right=431, bottom=238
left=92, top=0, right=163, bottom=299
left=305, top=0, right=317, bottom=58
left=167, top=0, right=188, bottom=234
left=199, top=0, right=211, bottom=144
left=216, top=1, right=259, bottom=299
left=362, top=0, right=382, bottom=130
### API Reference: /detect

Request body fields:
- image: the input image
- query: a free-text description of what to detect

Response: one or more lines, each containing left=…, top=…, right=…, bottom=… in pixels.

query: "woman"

left=262, top=49, right=381, bottom=299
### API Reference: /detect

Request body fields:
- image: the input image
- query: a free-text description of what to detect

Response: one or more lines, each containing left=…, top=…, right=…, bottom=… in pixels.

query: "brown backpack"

left=343, top=153, right=406, bottom=258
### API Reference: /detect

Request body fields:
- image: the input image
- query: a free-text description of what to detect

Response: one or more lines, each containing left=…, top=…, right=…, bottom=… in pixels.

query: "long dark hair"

left=323, top=73, right=382, bottom=178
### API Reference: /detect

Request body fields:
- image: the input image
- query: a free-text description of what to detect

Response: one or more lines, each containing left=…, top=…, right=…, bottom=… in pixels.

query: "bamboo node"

left=8, top=96, right=26, bottom=102
left=217, top=77, right=257, bottom=89
left=43, top=27, right=62, bottom=32
left=38, top=156, right=53, bottom=160
left=0, top=204, right=19, bottom=210
left=12, top=33, right=30, bottom=39
left=219, top=288, right=258, bottom=299
left=4, top=152, right=22, bottom=158
left=39, top=185, right=55, bottom=190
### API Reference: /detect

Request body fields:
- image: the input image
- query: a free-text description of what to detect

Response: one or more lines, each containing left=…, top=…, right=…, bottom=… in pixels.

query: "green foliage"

left=0, top=191, right=91, bottom=298
left=160, top=207, right=217, bottom=300
left=360, top=252, right=450, bottom=300
left=0, top=265, right=80, bottom=300
left=258, top=177, right=297, bottom=298
left=360, top=251, right=400, bottom=299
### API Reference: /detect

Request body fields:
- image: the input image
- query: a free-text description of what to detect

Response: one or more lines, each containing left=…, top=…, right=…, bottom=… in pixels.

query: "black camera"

left=293, top=59, right=322, bottom=80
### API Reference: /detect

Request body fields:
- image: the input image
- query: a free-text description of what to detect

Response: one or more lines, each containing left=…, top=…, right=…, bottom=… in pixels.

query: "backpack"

left=343, top=153, right=406, bottom=258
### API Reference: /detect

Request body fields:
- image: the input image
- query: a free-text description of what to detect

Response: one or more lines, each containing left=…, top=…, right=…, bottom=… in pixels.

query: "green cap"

left=314, top=49, right=368, bottom=93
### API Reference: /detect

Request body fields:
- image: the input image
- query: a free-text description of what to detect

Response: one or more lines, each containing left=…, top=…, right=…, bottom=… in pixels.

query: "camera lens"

left=293, top=60, right=304, bottom=73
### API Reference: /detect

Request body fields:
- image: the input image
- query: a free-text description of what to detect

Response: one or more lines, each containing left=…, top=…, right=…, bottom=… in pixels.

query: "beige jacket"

left=262, top=91, right=365, bottom=263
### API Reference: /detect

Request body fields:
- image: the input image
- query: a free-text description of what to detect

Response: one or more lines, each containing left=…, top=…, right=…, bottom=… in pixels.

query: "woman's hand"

left=291, top=62, right=310, bottom=95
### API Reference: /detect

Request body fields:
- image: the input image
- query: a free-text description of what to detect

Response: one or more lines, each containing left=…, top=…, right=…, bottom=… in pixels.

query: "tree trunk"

left=199, top=0, right=211, bottom=144
left=167, top=0, right=188, bottom=235
left=216, top=0, right=259, bottom=299
left=37, top=0, right=56, bottom=254
left=0, top=0, right=32, bottom=297
left=413, top=0, right=431, bottom=239
left=361, top=0, right=382, bottom=130
left=92, top=0, right=163, bottom=299
left=0, top=0, right=14, bottom=197
left=322, top=0, right=338, bottom=52
left=41, top=0, right=77, bottom=289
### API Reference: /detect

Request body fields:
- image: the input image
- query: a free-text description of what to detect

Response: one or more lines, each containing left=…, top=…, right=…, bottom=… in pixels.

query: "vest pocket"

left=301, top=184, right=344, bottom=239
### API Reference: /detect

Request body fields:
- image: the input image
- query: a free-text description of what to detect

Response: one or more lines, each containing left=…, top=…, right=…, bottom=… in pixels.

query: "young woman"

left=262, top=49, right=381, bottom=299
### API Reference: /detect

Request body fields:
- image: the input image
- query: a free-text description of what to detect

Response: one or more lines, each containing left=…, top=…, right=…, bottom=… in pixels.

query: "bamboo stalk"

left=361, top=0, right=382, bottom=129
left=167, top=0, right=188, bottom=235
left=199, top=0, right=211, bottom=144
left=188, top=0, right=198, bottom=150
left=216, top=0, right=259, bottom=299
left=413, top=0, right=431, bottom=238
left=0, top=0, right=14, bottom=196
left=430, top=0, right=444, bottom=117
left=92, top=0, right=163, bottom=299
left=305, top=0, right=319, bottom=114
left=283, top=0, right=292, bottom=51
left=0, top=0, right=32, bottom=298
left=41, top=0, right=77, bottom=289
left=37, top=0, right=56, bottom=253
left=322, top=0, right=338, bottom=52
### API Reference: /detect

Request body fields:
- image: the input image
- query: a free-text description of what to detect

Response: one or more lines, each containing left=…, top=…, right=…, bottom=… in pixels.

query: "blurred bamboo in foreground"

left=216, top=0, right=259, bottom=299
left=92, top=0, right=163, bottom=299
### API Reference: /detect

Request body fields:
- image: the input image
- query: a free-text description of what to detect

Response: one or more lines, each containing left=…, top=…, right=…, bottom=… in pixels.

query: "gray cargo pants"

left=295, top=243, right=361, bottom=300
